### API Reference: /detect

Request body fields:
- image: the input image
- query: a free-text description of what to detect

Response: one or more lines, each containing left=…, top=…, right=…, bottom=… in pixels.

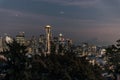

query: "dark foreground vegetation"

left=0, top=40, right=105, bottom=80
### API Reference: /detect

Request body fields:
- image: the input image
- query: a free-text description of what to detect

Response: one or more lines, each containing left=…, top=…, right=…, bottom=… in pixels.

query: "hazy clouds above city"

left=0, top=0, right=120, bottom=45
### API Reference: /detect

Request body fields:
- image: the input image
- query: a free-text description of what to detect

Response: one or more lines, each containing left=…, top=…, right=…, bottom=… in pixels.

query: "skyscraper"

left=16, top=32, right=25, bottom=45
left=0, top=37, right=3, bottom=52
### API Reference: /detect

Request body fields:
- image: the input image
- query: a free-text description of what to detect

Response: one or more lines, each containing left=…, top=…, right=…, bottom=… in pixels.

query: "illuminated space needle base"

left=45, top=25, right=52, bottom=55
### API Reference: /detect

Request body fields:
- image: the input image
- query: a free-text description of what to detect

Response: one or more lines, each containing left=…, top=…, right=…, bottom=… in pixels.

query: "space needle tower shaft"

left=45, top=25, right=52, bottom=54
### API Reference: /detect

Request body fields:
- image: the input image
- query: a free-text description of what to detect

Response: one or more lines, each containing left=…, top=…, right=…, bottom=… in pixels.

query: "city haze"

left=0, top=0, right=120, bottom=45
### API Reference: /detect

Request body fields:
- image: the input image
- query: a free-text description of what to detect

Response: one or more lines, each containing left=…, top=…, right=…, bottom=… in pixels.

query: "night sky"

left=0, top=0, right=120, bottom=45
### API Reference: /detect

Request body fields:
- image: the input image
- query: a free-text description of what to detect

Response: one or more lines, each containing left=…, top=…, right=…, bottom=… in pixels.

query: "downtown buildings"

left=0, top=25, right=107, bottom=64
left=0, top=25, right=73, bottom=56
left=0, top=25, right=106, bottom=57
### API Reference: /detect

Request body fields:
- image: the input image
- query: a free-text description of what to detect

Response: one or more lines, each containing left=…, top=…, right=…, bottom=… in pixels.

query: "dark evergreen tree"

left=106, top=39, right=120, bottom=79
left=3, top=40, right=31, bottom=80
left=1, top=40, right=105, bottom=80
left=31, top=53, right=105, bottom=80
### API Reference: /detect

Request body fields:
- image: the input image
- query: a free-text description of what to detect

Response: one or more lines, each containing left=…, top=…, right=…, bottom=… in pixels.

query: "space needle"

left=45, top=25, right=52, bottom=54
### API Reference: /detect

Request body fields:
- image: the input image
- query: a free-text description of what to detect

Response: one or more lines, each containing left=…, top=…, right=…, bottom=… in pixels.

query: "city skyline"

left=0, top=0, right=120, bottom=45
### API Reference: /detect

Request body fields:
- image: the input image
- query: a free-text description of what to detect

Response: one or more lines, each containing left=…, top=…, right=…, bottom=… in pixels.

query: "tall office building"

left=45, top=25, right=52, bottom=54
left=30, top=36, right=39, bottom=54
left=0, top=37, right=3, bottom=52
left=5, top=34, right=13, bottom=44
left=38, top=35, right=46, bottom=54
left=16, top=32, right=26, bottom=45
left=0, top=34, right=13, bottom=52
left=39, top=35, right=45, bottom=44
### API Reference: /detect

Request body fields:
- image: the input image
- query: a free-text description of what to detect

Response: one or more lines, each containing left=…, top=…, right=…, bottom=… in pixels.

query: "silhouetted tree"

left=31, top=52, right=105, bottom=80
left=3, top=40, right=30, bottom=80
left=106, top=39, right=120, bottom=79
left=1, top=40, right=105, bottom=80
